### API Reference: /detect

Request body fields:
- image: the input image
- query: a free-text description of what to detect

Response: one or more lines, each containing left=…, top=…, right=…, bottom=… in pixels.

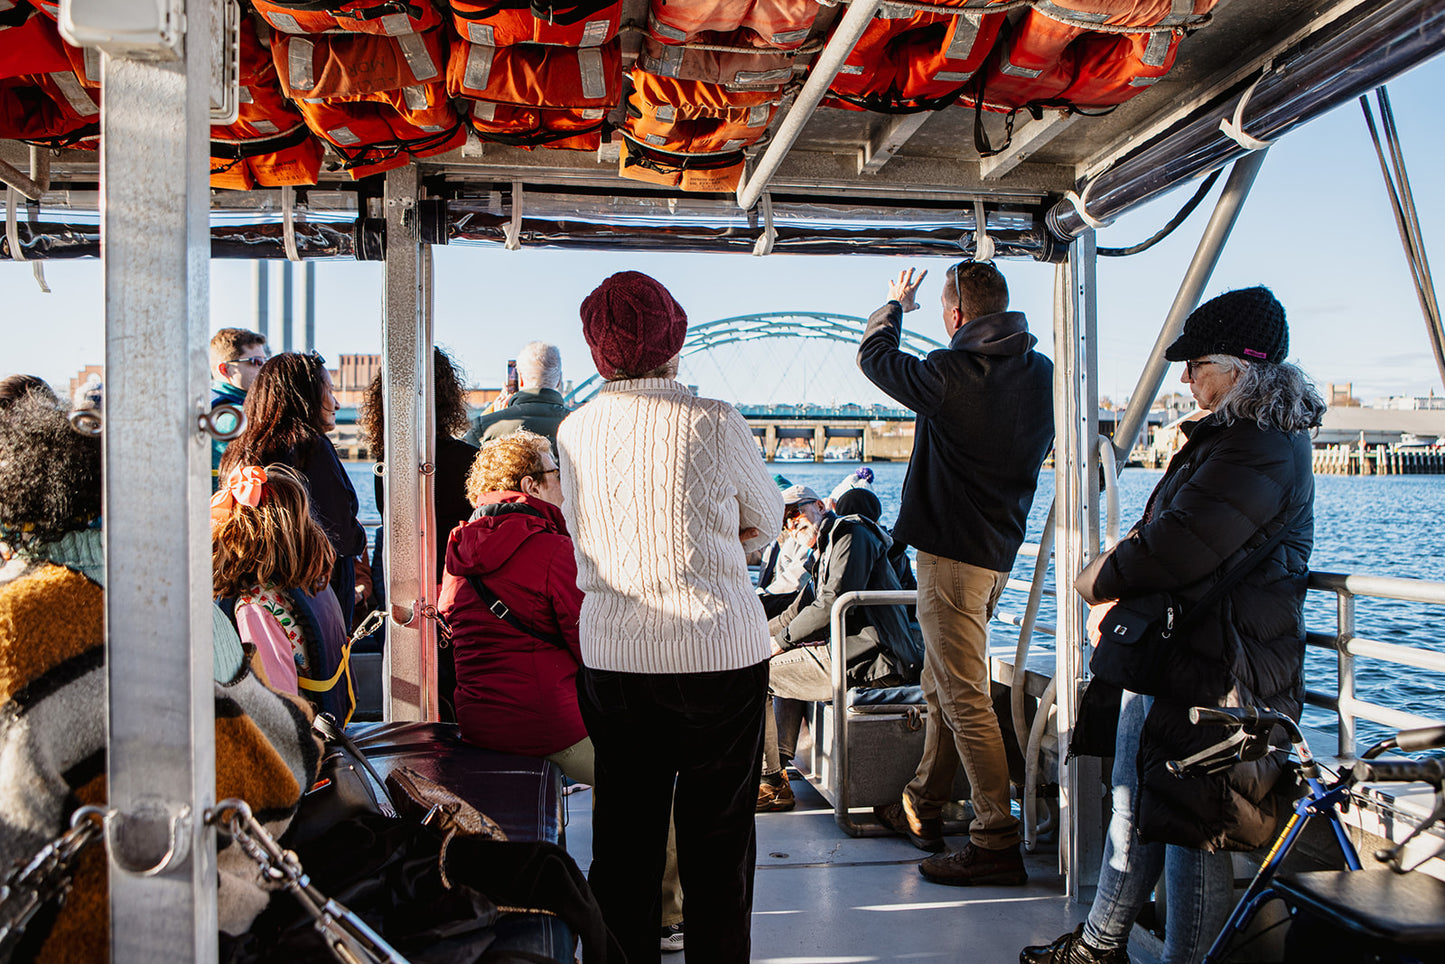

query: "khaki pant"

left=904, top=551, right=1018, bottom=850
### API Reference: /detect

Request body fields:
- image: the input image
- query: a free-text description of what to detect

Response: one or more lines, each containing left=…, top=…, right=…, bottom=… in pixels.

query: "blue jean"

left=1084, top=690, right=1235, bottom=964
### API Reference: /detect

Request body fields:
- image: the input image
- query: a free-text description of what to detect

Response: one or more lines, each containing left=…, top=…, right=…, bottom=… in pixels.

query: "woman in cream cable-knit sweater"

left=558, top=271, right=783, bottom=964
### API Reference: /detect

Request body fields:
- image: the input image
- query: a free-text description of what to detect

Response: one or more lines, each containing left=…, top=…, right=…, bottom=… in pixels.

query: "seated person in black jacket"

left=756, top=488, right=923, bottom=812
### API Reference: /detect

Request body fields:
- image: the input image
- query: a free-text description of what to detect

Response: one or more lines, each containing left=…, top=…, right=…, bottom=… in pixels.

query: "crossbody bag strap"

left=464, top=573, right=570, bottom=649
left=1174, top=502, right=1309, bottom=633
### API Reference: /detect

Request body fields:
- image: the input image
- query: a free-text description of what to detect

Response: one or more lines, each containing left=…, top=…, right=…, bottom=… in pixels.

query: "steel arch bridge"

left=563, top=311, right=947, bottom=405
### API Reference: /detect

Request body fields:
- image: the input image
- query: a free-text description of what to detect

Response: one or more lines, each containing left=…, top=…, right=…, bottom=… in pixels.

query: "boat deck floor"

left=562, top=777, right=1090, bottom=963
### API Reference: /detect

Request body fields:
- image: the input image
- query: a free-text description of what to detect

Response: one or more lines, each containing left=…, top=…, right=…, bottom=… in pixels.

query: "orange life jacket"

left=0, top=73, right=98, bottom=149
left=251, top=0, right=443, bottom=37
left=625, top=69, right=779, bottom=153
left=638, top=35, right=797, bottom=88
left=825, top=7, right=1002, bottom=112
left=0, top=6, right=72, bottom=81
left=462, top=100, right=606, bottom=150
left=271, top=27, right=447, bottom=99
left=449, top=0, right=621, bottom=47
left=969, top=1, right=1213, bottom=111
left=211, top=19, right=324, bottom=190
left=645, top=0, right=819, bottom=50
left=211, top=123, right=325, bottom=190
left=292, top=80, right=465, bottom=177
left=618, top=133, right=745, bottom=193
left=445, top=36, right=621, bottom=109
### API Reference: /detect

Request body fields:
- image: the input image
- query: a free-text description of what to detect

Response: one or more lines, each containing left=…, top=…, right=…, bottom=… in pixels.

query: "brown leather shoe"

left=872, top=800, right=944, bottom=852
left=919, top=841, right=1027, bottom=886
left=756, top=775, right=795, bottom=812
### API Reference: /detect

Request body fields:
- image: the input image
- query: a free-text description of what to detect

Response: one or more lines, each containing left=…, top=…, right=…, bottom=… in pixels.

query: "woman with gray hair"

left=1024, top=286, right=1326, bottom=964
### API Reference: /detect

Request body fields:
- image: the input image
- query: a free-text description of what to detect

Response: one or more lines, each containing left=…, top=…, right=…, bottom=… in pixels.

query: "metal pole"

left=281, top=259, right=294, bottom=352
left=1337, top=592, right=1357, bottom=758
left=303, top=260, right=316, bottom=352
left=253, top=261, right=269, bottom=339
left=100, top=3, right=217, bottom=958
left=1111, top=151, right=1268, bottom=463
left=735, top=0, right=883, bottom=211
left=1053, top=232, right=1103, bottom=901
left=381, top=166, right=438, bottom=721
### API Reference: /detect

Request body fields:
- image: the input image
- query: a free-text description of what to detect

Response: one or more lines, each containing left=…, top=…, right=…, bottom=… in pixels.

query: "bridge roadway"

left=737, top=406, right=916, bottom=462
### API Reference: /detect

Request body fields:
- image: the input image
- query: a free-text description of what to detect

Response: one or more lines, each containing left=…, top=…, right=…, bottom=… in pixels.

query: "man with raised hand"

left=466, top=340, right=571, bottom=448
left=857, top=261, right=1053, bottom=885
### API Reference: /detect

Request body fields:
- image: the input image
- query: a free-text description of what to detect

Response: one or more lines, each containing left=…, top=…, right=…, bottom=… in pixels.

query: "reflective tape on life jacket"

left=449, top=0, right=621, bottom=47
left=0, top=5, right=71, bottom=81
left=645, top=0, right=820, bottom=50
left=826, top=6, right=1002, bottom=113
left=625, top=69, right=779, bottom=152
left=1030, top=0, right=1214, bottom=30
left=252, top=0, right=442, bottom=37
left=0, top=74, right=98, bottom=148
left=272, top=27, right=446, bottom=100
left=618, top=132, right=745, bottom=192
left=211, top=122, right=325, bottom=190
left=446, top=36, right=621, bottom=109
left=25, top=0, right=59, bottom=21
left=463, top=99, right=606, bottom=150
left=972, top=10, right=1183, bottom=111
left=638, top=36, right=797, bottom=88
left=292, top=81, right=466, bottom=177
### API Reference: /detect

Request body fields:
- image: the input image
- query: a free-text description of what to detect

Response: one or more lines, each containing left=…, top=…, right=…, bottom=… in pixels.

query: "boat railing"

left=1304, top=571, right=1445, bottom=758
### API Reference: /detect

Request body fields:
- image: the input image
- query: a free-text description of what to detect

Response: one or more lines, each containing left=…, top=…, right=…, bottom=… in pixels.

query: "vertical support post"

left=1110, top=151, right=1269, bottom=462
left=1337, top=592, right=1356, bottom=758
left=1053, top=231, right=1103, bottom=901
left=281, top=259, right=294, bottom=351
left=813, top=425, right=827, bottom=462
left=100, top=3, right=217, bottom=959
left=381, top=165, right=438, bottom=722
left=303, top=260, right=316, bottom=352
left=765, top=424, right=778, bottom=461
left=253, top=261, right=269, bottom=339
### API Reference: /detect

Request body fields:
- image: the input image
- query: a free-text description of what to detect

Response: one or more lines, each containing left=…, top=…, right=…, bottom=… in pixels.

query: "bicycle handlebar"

left=1351, top=758, right=1445, bottom=787
left=1396, top=724, right=1445, bottom=754
left=1188, top=706, right=1304, bottom=743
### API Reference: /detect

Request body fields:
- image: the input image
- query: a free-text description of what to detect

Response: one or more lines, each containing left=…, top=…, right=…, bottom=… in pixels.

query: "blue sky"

left=6, top=53, right=1444, bottom=407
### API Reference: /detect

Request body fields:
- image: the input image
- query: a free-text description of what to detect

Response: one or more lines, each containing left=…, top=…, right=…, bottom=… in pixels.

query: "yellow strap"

left=297, top=636, right=356, bottom=725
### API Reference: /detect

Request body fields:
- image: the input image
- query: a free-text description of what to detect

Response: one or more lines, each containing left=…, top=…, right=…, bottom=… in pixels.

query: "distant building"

left=1368, top=392, right=1445, bottom=411
left=68, top=364, right=103, bottom=405
left=1326, top=382, right=1360, bottom=407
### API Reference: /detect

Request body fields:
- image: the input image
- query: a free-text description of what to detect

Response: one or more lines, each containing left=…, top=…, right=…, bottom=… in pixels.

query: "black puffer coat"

left=1083, top=413, right=1314, bottom=852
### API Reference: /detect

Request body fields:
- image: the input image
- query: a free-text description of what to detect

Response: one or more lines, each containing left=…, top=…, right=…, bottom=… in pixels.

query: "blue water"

left=348, top=460, right=1445, bottom=745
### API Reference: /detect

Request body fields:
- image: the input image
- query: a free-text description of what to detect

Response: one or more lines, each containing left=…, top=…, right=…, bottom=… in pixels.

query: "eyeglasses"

left=1184, top=359, right=1218, bottom=377
left=532, top=468, right=560, bottom=479
left=227, top=356, right=268, bottom=369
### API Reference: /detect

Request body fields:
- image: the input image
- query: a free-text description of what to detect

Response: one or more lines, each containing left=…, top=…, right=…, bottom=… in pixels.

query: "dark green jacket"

left=464, top=389, right=569, bottom=448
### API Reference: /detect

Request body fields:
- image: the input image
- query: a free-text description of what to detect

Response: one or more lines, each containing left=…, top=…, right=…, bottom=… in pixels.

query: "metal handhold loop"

left=105, top=803, right=192, bottom=878
left=67, top=410, right=102, bottom=437
left=373, top=461, right=387, bottom=477
left=200, top=402, right=247, bottom=441
left=419, top=461, right=435, bottom=476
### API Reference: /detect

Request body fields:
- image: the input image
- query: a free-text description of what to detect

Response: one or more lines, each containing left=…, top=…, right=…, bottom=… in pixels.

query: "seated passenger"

left=755, top=484, right=823, bottom=618
left=825, top=466, right=874, bottom=511
left=212, top=463, right=353, bottom=721
left=0, top=395, right=320, bottom=959
left=439, top=429, right=686, bottom=949
left=757, top=486, right=923, bottom=812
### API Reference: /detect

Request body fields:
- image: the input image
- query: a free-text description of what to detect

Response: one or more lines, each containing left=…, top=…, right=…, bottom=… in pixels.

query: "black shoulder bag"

left=1089, top=504, right=1307, bottom=700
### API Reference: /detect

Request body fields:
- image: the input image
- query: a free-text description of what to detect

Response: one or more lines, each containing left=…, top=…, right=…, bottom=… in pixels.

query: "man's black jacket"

left=858, top=302, right=1053, bottom=570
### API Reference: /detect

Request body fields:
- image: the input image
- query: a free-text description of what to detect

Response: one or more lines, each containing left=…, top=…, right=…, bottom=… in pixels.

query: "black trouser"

left=578, top=661, right=769, bottom=964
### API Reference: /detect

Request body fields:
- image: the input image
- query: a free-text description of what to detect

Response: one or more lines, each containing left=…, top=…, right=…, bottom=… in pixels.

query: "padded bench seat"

left=347, top=722, right=574, bottom=963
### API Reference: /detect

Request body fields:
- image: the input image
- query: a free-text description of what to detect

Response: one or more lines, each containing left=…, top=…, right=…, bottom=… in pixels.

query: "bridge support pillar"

left=765, top=424, right=779, bottom=462
left=813, top=426, right=827, bottom=462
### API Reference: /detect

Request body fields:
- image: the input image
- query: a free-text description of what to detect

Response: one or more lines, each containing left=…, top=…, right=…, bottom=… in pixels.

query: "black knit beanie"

left=1164, top=286, right=1288, bottom=364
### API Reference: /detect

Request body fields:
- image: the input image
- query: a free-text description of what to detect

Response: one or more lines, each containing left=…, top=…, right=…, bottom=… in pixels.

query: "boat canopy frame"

left=59, top=0, right=1445, bottom=959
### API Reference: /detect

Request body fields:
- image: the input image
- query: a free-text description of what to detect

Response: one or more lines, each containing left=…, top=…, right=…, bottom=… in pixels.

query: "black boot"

left=1020, top=925, right=1130, bottom=964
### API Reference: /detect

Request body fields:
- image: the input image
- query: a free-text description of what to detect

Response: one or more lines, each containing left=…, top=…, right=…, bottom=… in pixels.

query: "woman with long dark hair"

left=221, top=351, right=366, bottom=628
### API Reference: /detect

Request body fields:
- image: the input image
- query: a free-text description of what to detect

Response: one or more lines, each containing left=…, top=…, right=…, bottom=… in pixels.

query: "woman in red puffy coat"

left=439, top=429, right=588, bottom=768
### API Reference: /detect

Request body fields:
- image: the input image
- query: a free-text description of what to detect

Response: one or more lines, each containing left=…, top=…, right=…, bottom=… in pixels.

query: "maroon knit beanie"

left=580, top=271, right=688, bottom=379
